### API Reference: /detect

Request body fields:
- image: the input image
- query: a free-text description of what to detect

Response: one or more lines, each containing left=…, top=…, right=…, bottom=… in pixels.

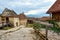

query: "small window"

left=2, top=19, right=5, bottom=21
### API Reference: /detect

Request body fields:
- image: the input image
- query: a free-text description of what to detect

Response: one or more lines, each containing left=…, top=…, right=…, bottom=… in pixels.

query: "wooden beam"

left=50, top=12, right=52, bottom=20
left=46, top=25, right=48, bottom=40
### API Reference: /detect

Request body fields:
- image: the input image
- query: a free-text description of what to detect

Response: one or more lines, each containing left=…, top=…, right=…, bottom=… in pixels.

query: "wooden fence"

left=33, top=20, right=53, bottom=40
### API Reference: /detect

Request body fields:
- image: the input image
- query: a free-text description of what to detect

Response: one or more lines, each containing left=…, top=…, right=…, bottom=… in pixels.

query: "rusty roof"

left=40, top=16, right=50, bottom=21
left=19, top=13, right=27, bottom=19
left=47, top=0, right=60, bottom=13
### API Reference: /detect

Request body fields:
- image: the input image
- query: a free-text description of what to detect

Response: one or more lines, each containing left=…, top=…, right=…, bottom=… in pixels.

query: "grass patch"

left=41, top=24, right=60, bottom=34
left=33, top=23, right=41, bottom=30
left=27, top=24, right=33, bottom=27
left=3, top=27, right=12, bottom=30
left=40, top=20, right=60, bottom=34
left=0, top=26, right=13, bottom=30
left=33, top=20, right=60, bottom=34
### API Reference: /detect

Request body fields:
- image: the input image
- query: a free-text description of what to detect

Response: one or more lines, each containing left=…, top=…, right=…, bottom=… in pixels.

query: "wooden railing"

left=35, top=29, right=46, bottom=40
left=39, top=32, right=46, bottom=40
left=0, top=22, right=14, bottom=27
left=33, top=20, right=53, bottom=40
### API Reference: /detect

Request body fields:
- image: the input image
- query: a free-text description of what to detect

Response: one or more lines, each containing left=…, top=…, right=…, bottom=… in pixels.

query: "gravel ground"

left=40, top=29, right=60, bottom=40
left=0, top=27, right=35, bottom=40
left=48, top=30, right=60, bottom=40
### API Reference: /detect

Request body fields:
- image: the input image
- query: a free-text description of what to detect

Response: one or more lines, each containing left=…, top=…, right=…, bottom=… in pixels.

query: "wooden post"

left=50, top=13, right=52, bottom=20
left=46, top=25, right=48, bottom=40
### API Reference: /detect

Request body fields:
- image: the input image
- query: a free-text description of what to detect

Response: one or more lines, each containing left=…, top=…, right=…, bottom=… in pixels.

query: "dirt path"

left=0, top=27, right=35, bottom=40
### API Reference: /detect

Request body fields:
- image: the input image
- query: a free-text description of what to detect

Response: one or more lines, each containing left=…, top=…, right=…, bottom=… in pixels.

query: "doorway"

left=6, top=17, right=9, bottom=23
left=16, top=22, right=18, bottom=27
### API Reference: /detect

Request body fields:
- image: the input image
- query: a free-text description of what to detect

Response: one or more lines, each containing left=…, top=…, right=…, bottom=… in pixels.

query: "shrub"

left=47, top=20, right=60, bottom=34
left=47, top=20, right=59, bottom=27
left=27, top=24, right=33, bottom=27
left=33, top=23, right=41, bottom=30
left=33, top=20, right=60, bottom=34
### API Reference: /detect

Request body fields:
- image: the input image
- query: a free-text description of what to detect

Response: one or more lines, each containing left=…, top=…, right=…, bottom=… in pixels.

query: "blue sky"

left=0, top=0, right=56, bottom=18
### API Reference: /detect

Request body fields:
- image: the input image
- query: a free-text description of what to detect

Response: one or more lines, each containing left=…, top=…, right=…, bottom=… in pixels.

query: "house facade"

left=19, top=13, right=27, bottom=26
left=0, top=8, right=27, bottom=27
left=47, top=0, right=60, bottom=22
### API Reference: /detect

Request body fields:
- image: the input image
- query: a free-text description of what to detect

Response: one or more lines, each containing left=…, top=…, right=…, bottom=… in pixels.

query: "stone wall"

left=20, top=19, right=27, bottom=26
left=0, top=16, right=27, bottom=27
left=9, top=17, right=14, bottom=25
left=0, top=17, right=7, bottom=23
left=14, top=17, right=20, bottom=27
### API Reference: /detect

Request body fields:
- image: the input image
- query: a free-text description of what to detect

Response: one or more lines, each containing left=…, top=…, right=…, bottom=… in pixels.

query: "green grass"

left=33, top=20, right=60, bottom=34
left=40, top=20, right=60, bottom=34
left=33, top=23, right=41, bottom=30
left=3, top=27, right=12, bottom=30
left=27, top=24, right=33, bottom=27
left=41, top=24, right=60, bottom=33
left=0, top=26, right=12, bottom=30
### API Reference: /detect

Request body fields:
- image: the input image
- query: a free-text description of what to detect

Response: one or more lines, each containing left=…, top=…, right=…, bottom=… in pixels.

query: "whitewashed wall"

left=14, top=18, right=20, bottom=27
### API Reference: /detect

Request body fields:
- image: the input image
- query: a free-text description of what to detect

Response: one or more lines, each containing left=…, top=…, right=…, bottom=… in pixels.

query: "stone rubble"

left=40, top=29, right=60, bottom=40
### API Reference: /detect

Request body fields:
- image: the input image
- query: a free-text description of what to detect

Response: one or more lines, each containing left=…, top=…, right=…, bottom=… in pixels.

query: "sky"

left=0, top=0, right=56, bottom=18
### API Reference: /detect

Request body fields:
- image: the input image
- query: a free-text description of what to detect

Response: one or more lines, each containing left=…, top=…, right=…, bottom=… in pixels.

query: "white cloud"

left=24, top=0, right=56, bottom=15
left=0, top=0, right=56, bottom=9
left=25, top=9, right=47, bottom=15
left=0, top=0, right=56, bottom=7
left=0, top=0, right=56, bottom=17
left=44, top=0, right=56, bottom=2
left=7, top=2, right=32, bottom=7
left=25, top=9, right=40, bottom=15
left=24, top=5, right=52, bottom=15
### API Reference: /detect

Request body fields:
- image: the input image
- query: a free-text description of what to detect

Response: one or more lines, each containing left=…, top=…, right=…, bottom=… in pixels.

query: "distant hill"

left=26, top=13, right=50, bottom=18
left=26, top=14, right=37, bottom=18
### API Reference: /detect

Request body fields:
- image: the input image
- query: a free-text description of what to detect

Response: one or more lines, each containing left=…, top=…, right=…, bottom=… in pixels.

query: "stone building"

left=18, top=12, right=27, bottom=26
left=0, top=8, right=27, bottom=27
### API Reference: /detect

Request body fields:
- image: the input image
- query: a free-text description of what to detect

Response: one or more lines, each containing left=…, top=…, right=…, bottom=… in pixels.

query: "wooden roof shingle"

left=47, top=0, right=60, bottom=13
left=1, top=8, right=17, bottom=16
